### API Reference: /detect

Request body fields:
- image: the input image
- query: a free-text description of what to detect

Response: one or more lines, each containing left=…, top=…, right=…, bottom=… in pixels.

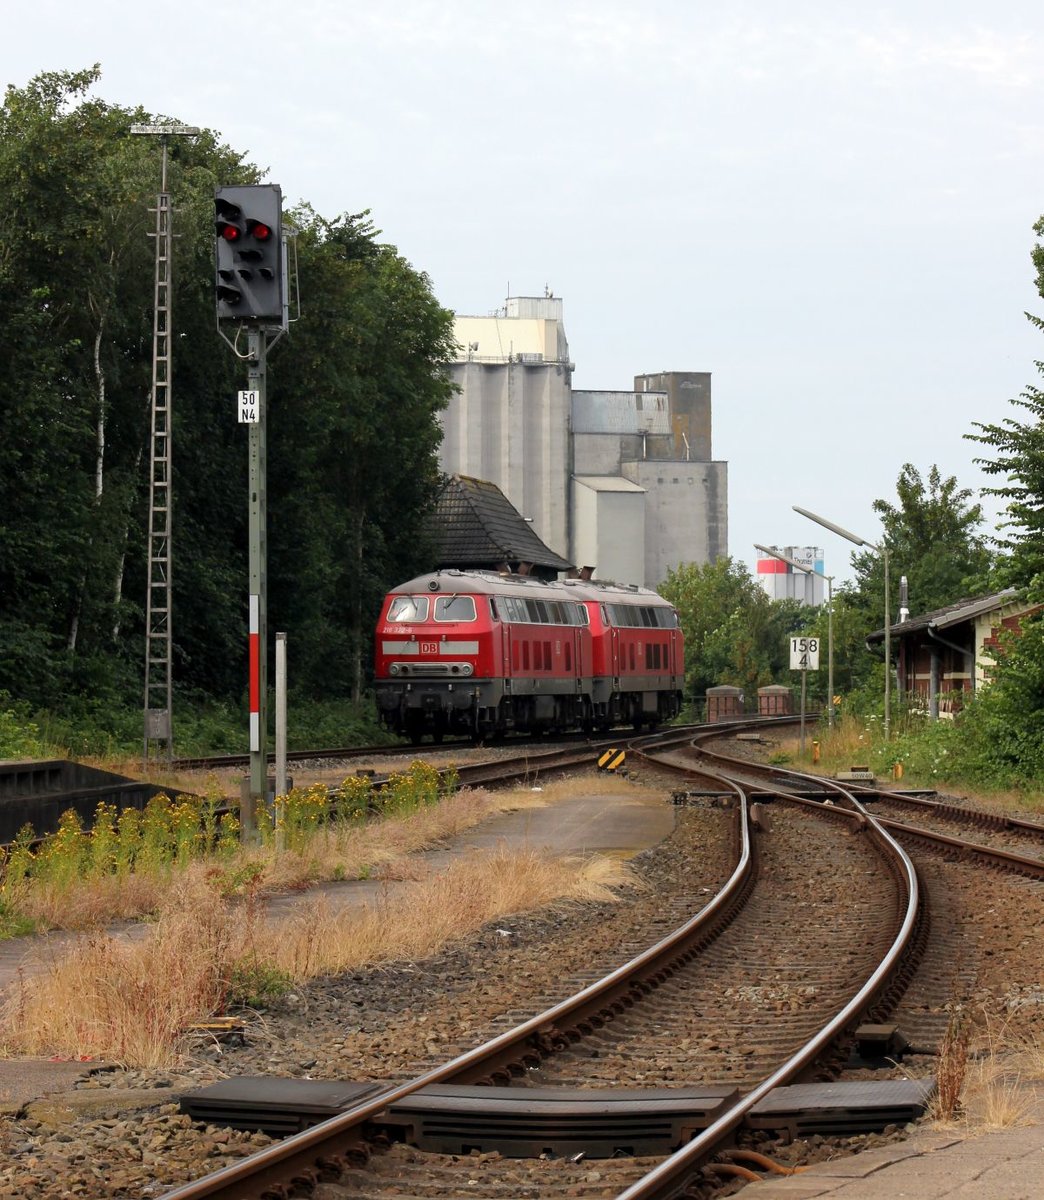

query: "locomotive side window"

left=388, top=596, right=429, bottom=623
left=434, top=595, right=476, bottom=622
left=526, top=599, right=550, bottom=623
left=576, top=604, right=589, bottom=625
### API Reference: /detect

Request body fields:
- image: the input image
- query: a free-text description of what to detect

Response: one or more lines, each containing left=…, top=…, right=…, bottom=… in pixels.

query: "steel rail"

left=614, top=755, right=920, bottom=1200
left=686, top=739, right=1044, bottom=879
left=850, top=786, right=1044, bottom=838
left=158, top=753, right=755, bottom=1199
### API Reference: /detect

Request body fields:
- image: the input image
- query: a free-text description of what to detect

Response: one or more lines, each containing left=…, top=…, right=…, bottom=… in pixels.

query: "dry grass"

left=273, top=846, right=636, bottom=978
left=931, top=1010, right=969, bottom=1121
left=4, top=871, right=176, bottom=931
left=0, top=843, right=636, bottom=1067
left=4, top=785, right=551, bottom=933
left=0, top=882, right=244, bottom=1067
left=930, top=1011, right=1043, bottom=1132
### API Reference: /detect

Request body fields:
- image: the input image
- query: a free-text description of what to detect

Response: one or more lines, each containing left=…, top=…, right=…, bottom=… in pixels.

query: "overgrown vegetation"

left=0, top=761, right=457, bottom=933
left=776, top=712, right=1044, bottom=807
left=0, top=67, right=454, bottom=721
left=0, top=775, right=646, bottom=1065
left=0, top=692, right=393, bottom=761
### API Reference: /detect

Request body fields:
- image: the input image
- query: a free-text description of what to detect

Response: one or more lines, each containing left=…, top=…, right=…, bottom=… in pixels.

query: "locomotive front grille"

left=389, top=661, right=474, bottom=678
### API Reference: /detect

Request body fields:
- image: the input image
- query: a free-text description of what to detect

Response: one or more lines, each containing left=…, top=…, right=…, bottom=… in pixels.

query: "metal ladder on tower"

left=143, top=188, right=174, bottom=765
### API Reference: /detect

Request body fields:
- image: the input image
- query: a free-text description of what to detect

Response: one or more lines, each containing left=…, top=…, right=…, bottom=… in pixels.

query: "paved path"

left=0, top=786, right=674, bottom=996
left=745, top=1090, right=1043, bottom=1199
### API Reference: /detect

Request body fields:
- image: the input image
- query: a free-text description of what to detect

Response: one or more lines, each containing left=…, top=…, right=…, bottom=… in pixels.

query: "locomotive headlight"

left=462, top=663, right=473, bottom=676
left=389, top=664, right=399, bottom=675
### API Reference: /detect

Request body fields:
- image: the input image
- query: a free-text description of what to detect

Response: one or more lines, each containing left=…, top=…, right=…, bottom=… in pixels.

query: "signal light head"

left=214, top=184, right=283, bottom=325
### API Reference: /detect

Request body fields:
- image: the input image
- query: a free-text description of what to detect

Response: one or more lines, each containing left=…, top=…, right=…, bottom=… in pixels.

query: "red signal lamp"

left=217, top=223, right=241, bottom=241
left=246, top=220, right=272, bottom=241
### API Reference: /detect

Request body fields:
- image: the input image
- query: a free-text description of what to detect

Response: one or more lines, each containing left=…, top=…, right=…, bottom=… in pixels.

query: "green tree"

left=660, top=558, right=812, bottom=706
left=0, top=68, right=251, bottom=707
left=855, top=463, right=992, bottom=620
left=0, top=68, right=155, bottom=701
left=261, top=209, right=456, bottom=701
left=967, top=217, right=1044, bottom=591
left=0, top=67, right=456, bottom=732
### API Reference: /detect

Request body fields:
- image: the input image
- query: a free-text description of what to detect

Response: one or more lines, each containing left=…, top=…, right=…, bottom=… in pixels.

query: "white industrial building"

left=439, top=295, right=728, bottom=588
left=755, top=546, right=826, bottom=606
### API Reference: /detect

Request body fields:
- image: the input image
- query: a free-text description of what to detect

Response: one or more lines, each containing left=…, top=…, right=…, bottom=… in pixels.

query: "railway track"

left=158, top=720, right=920, bottom=1200
left=679, top=733, right=1044, bottom=881
left=168, top=731, right=604, bottom=773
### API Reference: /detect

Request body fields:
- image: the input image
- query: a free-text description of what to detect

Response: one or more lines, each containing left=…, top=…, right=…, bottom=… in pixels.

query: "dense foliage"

left=659, top=558, right=812, bottom=709
left=0, top=68, right=454, bottom=744
left=968, top=218, right=1044, bottom=592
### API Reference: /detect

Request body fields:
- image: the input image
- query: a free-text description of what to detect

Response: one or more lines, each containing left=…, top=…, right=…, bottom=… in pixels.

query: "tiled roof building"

left=432, top=474, right=573, bottom=581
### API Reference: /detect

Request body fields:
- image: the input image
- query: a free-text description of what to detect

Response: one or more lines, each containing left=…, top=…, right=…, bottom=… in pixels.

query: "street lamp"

left=754, top=544, right=835, bottom=727
left=793, top=506, right=891, bottom=739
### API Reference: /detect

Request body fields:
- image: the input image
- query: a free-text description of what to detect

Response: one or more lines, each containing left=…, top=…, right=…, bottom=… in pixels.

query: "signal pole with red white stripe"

left=214, top=184, right=289, bottom=842
left=244, top=332, right=268, bottom=841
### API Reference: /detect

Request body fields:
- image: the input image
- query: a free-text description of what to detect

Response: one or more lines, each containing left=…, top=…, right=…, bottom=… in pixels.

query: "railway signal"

left=213, top=180, right=292, bottom=843
left=214, top=184, right=284, bottom=325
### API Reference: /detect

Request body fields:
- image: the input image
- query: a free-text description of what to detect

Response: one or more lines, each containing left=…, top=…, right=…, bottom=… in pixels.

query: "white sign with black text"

left=790, top=636, right=820, bottom=671
left=238, top=390, right=260, bottom=424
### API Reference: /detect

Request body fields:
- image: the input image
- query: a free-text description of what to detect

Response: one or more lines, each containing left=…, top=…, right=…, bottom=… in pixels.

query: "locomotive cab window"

left=434, top=595, right=477, bottom=622
left=387, top=596, right=429, bottom=623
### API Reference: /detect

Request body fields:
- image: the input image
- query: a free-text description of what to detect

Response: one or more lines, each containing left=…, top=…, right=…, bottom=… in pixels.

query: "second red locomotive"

left=373, top=568, right=685, bottom=743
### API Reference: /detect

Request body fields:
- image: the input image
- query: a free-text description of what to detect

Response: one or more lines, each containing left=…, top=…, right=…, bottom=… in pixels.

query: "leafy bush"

left=1, top=693, right=395, bottom=761
left=0, top=693, right=55, bottom=758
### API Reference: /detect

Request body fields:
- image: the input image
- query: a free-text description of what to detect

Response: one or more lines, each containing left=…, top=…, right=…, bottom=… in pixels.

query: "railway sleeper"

left=183, top=1077, right=935, bottom=1159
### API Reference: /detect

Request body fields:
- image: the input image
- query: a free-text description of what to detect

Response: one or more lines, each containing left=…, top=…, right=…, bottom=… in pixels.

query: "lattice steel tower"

left=132, top=124, right=199, bottom=765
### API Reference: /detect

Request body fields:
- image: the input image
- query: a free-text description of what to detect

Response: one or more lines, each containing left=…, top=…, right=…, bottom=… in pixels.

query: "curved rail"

left=613, top=745, right=920, bottom=1200
left=688, top=736, right=1044, bottom=881
left=159, top=750, right=754, bottom=1199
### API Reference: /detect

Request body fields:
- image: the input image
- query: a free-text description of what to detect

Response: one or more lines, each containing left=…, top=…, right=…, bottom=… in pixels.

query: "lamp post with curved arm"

left=793, top=506, right=890, bottom=740
left=755, top=544, right=835, bottom=728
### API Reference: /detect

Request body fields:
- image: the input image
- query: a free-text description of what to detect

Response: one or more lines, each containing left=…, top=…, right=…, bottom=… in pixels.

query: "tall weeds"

left=0, top=847, right=635, bottom=1066
left=934, top=1009, right=969, bottom=1121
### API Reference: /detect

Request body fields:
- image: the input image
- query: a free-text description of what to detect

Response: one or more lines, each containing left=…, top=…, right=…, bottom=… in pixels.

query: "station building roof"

left=432, top=474, right=573, bottom=579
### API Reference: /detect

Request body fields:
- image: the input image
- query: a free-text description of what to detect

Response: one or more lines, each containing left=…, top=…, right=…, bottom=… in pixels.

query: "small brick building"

left=867, top=589, right=1039, bottom=719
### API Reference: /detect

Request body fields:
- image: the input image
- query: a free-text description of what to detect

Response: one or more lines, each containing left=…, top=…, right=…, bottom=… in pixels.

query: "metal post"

left=826, top=575, right=834, bottom=728
left=275, top=631, right=287, bottom=853
left=791, top=508, right=892, bottom=740
left=133, top=124, right=199, bottom=769
left=755, top=543, right=834, bottom=726
left=800, top=669, right=807, bottom=754
left=883, top=546, right=891, bottom=740
left=245, top=330, right=268, bottom=843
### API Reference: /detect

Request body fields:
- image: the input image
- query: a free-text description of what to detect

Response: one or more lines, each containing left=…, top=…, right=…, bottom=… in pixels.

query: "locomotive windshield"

left=387, top=595, right=429, bottom=623
left=434, top=595, right=477, bottom=622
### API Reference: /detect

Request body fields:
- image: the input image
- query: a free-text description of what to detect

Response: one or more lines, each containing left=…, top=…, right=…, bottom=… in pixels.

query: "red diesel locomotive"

left=373, top=568, right=685, bottom=743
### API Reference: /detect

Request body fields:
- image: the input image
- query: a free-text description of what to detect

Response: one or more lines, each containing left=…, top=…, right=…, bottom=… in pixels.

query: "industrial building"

left=440, top=295, right=728, bottom=588
left=755, top=546, right=827, bottom=606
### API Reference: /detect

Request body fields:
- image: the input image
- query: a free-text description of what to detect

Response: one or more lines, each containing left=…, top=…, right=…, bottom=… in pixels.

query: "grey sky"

left=8, top=1, right=1044, bottom=590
